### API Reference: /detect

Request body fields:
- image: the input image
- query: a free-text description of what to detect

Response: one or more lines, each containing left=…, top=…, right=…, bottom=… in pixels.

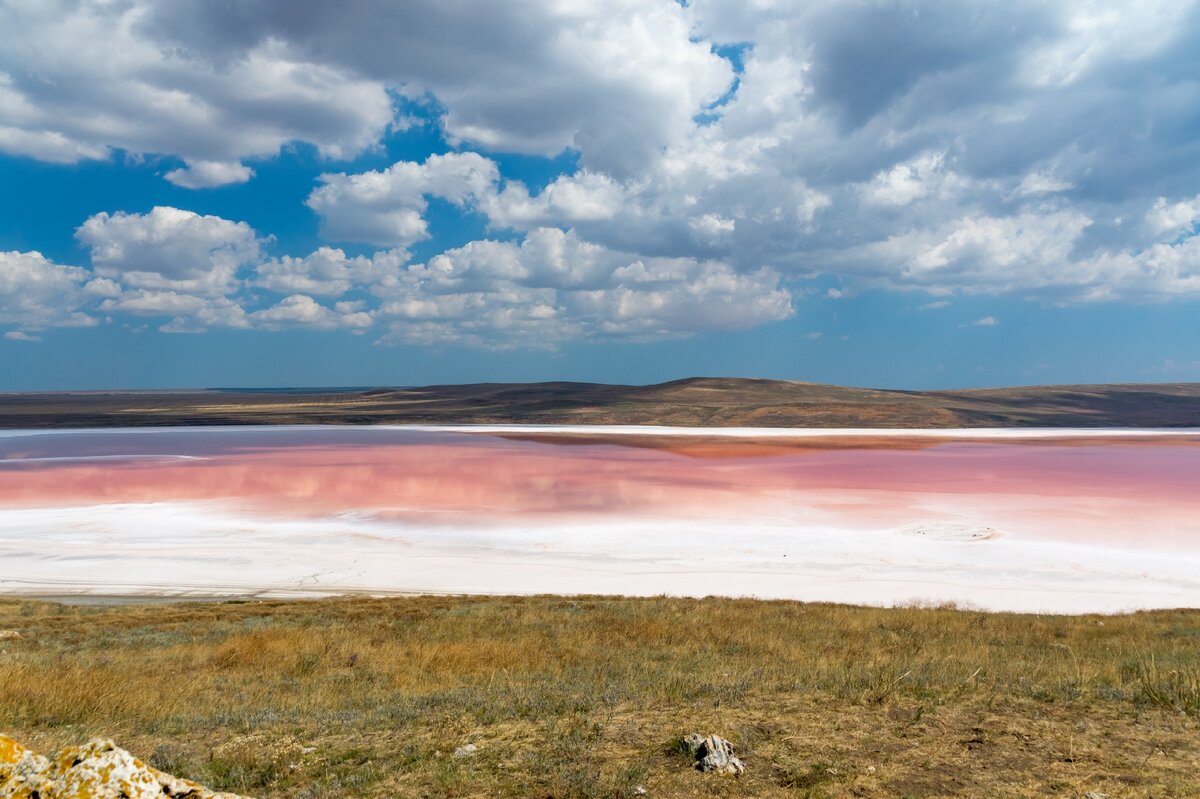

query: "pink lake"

left=1, top=425, right=1198, bottom=613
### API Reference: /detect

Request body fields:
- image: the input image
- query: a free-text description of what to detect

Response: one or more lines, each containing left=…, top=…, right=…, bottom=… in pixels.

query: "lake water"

left=1, top=425, right=1198, bottom=612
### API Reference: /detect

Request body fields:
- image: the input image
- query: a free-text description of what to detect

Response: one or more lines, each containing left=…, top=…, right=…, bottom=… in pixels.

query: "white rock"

left=683, top=734, right=745, bottom=775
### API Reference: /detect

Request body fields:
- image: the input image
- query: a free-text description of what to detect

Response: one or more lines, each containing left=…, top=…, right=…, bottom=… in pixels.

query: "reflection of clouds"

left=0, top=430, right=1197, bottom=550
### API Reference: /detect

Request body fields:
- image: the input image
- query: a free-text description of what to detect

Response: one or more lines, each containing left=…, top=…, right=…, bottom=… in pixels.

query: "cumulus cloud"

left=255, top=247, right=407, bottom=297
left=482, top=172, right=625, bottom=228
left=143, top=0, right=732, bottom=178
left=665, top=0, right=1200, bottom=300
left=249, top=295, right=373, bottom=330
left=158, top=300, right=251, bottom=334
left=0, top=4, right=393, bottom=186
left=76, top=207, right=262, bottom=297
left=307, top=153, right=498, bottom=247
left=164, top=161, right=255, bottom=189
left=99, top=290, right=212, bottom=316
left=842, top=201, right=1200, bottom=301
left=372, top=227, right=793, bottom=347
left=21, top=201, right=790, bottom=346
left=0, top=0, right=729, bottom=183
left=7, top=0, right=1200, bottom=344
left=861, top=153, right=953, bottom=207
left=0, top=250, right=99, bottom=331
left=1146, top=196, right=1200, bottom=239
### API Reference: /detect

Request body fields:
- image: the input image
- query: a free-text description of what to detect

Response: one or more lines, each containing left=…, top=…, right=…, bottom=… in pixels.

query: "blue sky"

left=2, top=1, right=1199, bottom=390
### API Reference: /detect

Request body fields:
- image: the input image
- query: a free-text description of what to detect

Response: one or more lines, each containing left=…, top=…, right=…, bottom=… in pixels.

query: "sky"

left=2, top=0, right=1200, bottom=391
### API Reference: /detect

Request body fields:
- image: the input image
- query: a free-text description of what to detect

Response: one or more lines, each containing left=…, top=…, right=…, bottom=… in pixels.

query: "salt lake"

left=2, top=425, right=1198, bottom=613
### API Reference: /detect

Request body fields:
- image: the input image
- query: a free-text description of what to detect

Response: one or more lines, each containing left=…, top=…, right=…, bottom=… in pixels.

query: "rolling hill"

left=2, top=377, right=1199, bottom=428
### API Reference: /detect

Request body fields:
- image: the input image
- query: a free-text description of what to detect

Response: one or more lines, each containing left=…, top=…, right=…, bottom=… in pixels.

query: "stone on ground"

left=0, top=735, right=249, bottom=798
left=683, top=733, right=745, bottom=775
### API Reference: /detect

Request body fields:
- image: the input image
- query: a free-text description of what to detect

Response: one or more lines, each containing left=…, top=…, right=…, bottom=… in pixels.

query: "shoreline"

left=4, top=422, right=1200, bottom=438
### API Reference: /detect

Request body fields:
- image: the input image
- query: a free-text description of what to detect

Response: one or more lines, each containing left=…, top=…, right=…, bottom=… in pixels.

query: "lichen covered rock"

left=0, top=735, right=249, bottom=798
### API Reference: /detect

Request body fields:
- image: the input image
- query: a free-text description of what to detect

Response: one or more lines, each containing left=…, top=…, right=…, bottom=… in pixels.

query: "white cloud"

left=1016, top=171, right=1074, bottom=197
left=99, top=290, right=210, bottom=316
left=848, top=201, right=1200, bottom=302
left=83, top=277, right=122, bottom=298
left=1021, top=1, right=1191, bottom=87
left=856, top=210, right=1094, bottom=294
left=307, top=153, right=498, bottom=247
left=159, top=300, right=251, bottom=334
left=0, top=1, right=731, bottom=183
left=483, top=172, right=625, bottom=228
left=373, top=227, right=793, bottom=347
left=861, top=153, right=949, bottom=207
left=4, top=330, right=42, bottom=342
left=689, top=214, right=737, bottom=240
left=76, top=206, right=262, bottom=297
left=1146, top=196, right=1200, bottom=239
left=7, top=0, right=1200, bottom=342
left=255, top=247, right=407, bottom=297
left=0, top=5, right=394, bottom=186
left=250, top=295, right=373, bottom=330
left=0, top=250, right=98, bottom=330
left=968, top=316, right=999, bottom=327
left=164, top=160, right=255, bottom=189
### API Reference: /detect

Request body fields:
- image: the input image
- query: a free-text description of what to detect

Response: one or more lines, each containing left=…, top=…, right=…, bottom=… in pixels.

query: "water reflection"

left=1, top=427, right=1198, bottom=551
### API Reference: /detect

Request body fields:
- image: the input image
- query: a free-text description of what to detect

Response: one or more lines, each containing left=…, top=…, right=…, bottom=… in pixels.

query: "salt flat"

left=1, top=425, right=1198, bottom=613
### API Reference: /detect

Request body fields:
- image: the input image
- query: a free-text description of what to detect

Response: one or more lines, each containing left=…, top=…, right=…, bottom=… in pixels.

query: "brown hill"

left=1, top=377, right=1199, bottom=428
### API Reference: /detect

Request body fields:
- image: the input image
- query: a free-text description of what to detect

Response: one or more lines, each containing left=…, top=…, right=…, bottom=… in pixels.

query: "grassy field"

left=4, top=377, right=1200, bottom=429
left=1, top=596, right=1198, bottom=798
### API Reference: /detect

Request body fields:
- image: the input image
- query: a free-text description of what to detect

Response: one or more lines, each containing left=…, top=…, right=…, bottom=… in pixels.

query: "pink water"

left=1, top=426, right=1198, bottom=609
left=2, top=426, right=1198, bottom=546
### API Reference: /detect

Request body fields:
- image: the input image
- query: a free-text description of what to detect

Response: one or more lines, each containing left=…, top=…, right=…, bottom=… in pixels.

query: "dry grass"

left=5, top=378, right=1200, bottom=429
left=1, top=595, right=1198, bottom=797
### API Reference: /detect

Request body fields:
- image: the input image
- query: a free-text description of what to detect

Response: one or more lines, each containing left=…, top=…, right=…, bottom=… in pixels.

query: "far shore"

left=3, top=377, right=1200, bottom=429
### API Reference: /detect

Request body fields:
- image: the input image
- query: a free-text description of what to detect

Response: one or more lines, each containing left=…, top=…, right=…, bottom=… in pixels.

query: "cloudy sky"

left=2, top=0, right=1199, bottom=390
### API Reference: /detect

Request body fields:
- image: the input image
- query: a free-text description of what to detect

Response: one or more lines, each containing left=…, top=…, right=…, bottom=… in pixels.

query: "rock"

left=1084, top=793, right=1109, bottom=799
left=0, top=631, right=19, bottom=640
left=0, top=735, right=250, bottom=798
left=452, top=743, right=478, bottom=758
left=682, top=734, right=745, bottom=775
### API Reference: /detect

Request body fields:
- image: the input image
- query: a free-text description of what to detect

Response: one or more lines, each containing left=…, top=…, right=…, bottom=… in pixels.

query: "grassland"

left=2, top=595, right=1198, bottom=798
left=4, top=377, right=1200, bottom=429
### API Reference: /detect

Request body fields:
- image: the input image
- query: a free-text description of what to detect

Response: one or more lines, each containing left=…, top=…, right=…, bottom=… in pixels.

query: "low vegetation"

left=1, top=595, right=1198, bottom=797
left=4, top=377, right=1200, bottom=429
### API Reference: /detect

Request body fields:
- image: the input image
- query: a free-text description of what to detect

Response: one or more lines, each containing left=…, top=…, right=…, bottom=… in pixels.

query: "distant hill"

left=2, top=377, right=1200, bottom=428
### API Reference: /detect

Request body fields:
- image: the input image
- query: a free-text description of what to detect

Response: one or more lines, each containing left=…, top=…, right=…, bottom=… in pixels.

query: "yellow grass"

left=1, top=595, right=1198, bottom=797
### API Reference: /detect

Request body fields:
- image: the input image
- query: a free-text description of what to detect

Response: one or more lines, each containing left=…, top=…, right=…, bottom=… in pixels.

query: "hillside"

left=2, top=378, right=1200, bottom=428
